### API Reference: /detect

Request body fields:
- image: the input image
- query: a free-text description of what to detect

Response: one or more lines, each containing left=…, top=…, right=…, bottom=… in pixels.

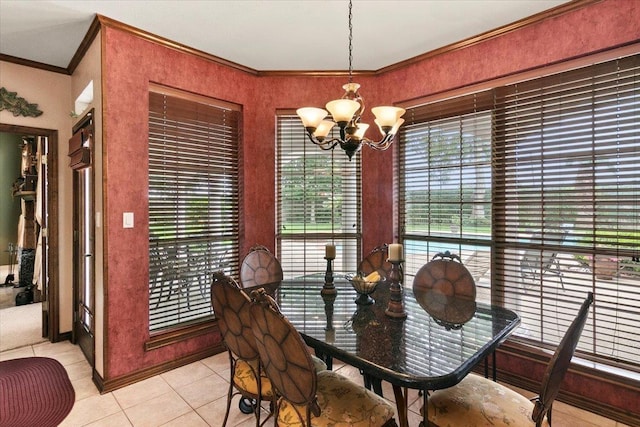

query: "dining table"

left=274, top=273, right=521, bottom=427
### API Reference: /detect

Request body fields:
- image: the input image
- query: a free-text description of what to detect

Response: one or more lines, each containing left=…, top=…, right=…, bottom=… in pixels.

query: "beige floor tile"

left=64, top=359, right=94, bottom=381
left=160, top=360, right=214, bottom=389
left=45, top=346, right=87, bottom=366
left=0, top=345, right=34, bottom=361
left=175, top=371, right=230, bottom=409
left=85, top=411, right=133, bottom=427
left=378, top=381, right=421, bottom=406
left=406, top=406, right=425, bottom=427
left=123, top=389, right=192, bottom=427
left=200, top=351, right=229, bottom=373
left=547, top=410, right=609, bottom=427
left=160, top=410, right=209, bottom=427
left=33, top=340, right=80, bottom=357
left=72, top=375, right=101, bottom=401
left=233, top=414, right=264, bottom=427
left=113, top=375, right=173, bottom=409
left=210, top=366, right=231, bottom=385
left=59, top=393, right=123, bottom=426
left=197, top=395, right=257, bottom=427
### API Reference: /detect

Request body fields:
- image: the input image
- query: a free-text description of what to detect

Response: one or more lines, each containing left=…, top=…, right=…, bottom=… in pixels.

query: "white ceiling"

left=0, top=0, right=569, bottom=71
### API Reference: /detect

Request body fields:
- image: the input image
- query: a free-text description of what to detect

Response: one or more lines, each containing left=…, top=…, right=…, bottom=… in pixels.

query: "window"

left=277, top=114, right=361, bottom=277
left=399, top=93, right=493, bottom=304
left=148, top=85, right=240, bottom=332
left=494, top=56, right=640, bottom=369
left=400, top=54, right=640, bottom=374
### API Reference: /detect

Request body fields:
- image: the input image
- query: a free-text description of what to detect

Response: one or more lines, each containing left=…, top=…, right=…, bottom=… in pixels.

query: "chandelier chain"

left=295, top=0, right=405, bottom=160
left=348, top=0, right=353, bottom=83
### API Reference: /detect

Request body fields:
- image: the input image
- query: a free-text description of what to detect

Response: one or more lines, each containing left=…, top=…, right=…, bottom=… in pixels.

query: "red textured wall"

left=102, top=28, right=258, bottom=377
left=101, top=0, right=640, bottom=412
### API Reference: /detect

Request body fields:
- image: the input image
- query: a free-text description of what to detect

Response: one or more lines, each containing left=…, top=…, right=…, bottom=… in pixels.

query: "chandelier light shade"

left=296, top=0, right=405, bottom=160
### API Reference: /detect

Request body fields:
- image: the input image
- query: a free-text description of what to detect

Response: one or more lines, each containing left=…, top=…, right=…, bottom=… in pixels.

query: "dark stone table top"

left=276, top=274, right=520, bottom=390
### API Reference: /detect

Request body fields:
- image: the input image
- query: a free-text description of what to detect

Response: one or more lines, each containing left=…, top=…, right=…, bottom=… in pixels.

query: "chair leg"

left=383, top=418, right=399, bottom=427
left=547, top=403, right=553, bottom=426
left=222, top=380, right=234, bottom=427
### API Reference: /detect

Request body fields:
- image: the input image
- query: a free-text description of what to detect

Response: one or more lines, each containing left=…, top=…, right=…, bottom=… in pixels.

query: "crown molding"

left=0, top=53, right=69, bottom=75
left=0, top=0, right=606, bottom=78
left=66, top=15, right=102, bottom=75
left=97, top=15, right=258, bottom=76
left=377, top=0, right=603, bottom=74
left=257, top=70, right=377, bottom=78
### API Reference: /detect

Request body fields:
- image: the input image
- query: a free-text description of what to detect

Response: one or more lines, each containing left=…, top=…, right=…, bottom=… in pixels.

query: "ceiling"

left=1, top=0, right=570, bottom=72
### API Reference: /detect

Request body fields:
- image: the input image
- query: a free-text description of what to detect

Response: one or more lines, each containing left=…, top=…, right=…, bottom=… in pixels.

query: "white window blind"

left=400, top=54, right=640, bottom=374
left=276, top=114, right=361, bottom=278
left=148, top=87, right=240, bottom=332
left=399, top=93, right=493, bottom=301
left=494, top=56, right=640, bottom=370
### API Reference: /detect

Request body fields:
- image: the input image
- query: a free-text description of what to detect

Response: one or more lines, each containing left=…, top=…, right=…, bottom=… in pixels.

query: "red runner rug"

left=0, top=357, right=75, bottom=427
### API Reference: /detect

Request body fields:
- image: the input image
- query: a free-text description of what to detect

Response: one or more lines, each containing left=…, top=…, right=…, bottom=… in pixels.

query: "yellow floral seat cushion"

left=234, top=356, right=326, bottom=398
left=277, top=370, right=396, bottom=427
left=423, top=373, right=550, bottom=427
left=233, top=359, right=274, bottom=397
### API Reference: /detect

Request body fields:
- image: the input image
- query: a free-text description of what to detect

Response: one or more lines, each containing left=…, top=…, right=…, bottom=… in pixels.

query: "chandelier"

left=296, top=0, right=405, bottom=160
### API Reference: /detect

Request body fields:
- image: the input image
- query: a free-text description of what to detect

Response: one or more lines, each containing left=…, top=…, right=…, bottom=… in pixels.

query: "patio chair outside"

left=520, top=231, right=568, bottom=290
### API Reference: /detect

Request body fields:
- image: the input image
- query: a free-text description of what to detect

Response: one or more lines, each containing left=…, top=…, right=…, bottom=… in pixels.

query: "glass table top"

left=274, top=274, right=521, bottom=390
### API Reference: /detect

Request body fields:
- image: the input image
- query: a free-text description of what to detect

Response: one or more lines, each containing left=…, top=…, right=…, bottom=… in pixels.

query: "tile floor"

left=0, top=341, right=632, bottom=426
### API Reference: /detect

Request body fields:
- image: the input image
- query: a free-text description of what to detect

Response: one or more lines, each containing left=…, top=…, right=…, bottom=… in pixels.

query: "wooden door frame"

left=0, top=123, right=60, bottom=342
left=70, top=111, right=96, bottom=366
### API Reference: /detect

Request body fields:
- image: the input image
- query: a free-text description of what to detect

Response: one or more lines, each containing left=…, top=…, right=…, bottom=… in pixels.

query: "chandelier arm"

left=362, top=135, right=395, bottom=151
left=305, top=133, right=341, bottom=151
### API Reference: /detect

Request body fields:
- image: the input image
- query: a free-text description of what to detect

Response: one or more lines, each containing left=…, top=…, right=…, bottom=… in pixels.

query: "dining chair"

left=412, top=251, right=477, bottom=329
left=422, top=292, right=594, bottom=427
left=210, top=272, right=276, bottom=427
left=240, top=245, right=283, bottom=292
left=249, top=287, right=399, bottom=427
left=358, top=243, right=400, bottom=282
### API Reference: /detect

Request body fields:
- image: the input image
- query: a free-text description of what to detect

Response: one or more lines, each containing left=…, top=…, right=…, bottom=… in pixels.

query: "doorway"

left=0, top=124, right=59, bottom=348
left=70, top=112, right=95, bottom=366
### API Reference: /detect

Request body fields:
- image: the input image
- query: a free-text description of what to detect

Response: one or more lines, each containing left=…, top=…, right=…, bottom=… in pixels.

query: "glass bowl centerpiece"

left=347, top=271, right=382, bottom=305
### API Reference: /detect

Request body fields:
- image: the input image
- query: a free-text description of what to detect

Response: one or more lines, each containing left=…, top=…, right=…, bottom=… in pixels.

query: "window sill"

left=499, top=340, right=640, bottom=390
left=145, top=318, right=217, bottom=351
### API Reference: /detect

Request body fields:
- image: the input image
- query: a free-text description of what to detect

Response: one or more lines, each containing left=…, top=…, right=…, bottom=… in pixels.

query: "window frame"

left=276, top=112, right=362, bottom=277
left=398, top=53, right=640, bottom=377
left=147, top=84, right=241, bottom=338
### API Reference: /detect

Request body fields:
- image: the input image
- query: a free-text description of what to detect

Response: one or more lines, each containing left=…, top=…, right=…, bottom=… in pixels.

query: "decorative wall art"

left=0, top=87, right=43, bottom=117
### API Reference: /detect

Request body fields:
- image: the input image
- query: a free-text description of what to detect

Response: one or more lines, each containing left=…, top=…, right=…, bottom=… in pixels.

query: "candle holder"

left=322, top=291, right=336, bottom=331
left=321, top=257, right=337, bottom=296
left=385, top=259, right=407, bottom=319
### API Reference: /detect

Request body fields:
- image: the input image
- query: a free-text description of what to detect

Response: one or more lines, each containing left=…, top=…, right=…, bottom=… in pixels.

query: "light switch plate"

left=123, top=212, right=134, bottom=228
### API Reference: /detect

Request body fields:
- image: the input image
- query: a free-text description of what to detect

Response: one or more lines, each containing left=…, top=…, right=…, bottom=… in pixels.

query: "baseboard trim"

left=53, top=331, right=72, bottom=343
left=95, top=343, right=225, bottom=394
left=485, top=342, right=640, bottom=427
